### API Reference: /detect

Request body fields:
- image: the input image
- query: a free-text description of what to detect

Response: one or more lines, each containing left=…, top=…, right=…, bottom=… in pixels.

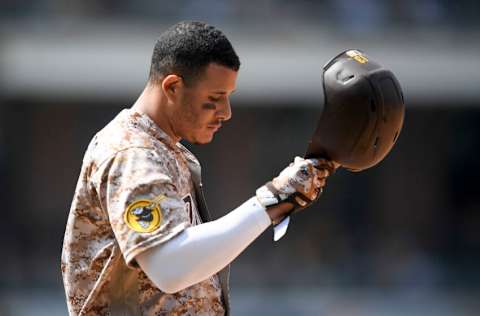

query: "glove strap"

left=257, top=180, right=324, bottom=242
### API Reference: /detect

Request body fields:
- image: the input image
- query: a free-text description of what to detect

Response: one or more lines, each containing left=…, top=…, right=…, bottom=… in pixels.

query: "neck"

left=132, top=83, right=181, bottom=143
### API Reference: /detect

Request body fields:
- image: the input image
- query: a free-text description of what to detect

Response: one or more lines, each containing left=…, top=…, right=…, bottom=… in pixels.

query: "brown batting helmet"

left=306, top=49, right=405, bottom=171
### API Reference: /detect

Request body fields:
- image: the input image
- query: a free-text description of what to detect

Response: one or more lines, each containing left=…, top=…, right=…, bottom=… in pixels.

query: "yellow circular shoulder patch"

left=124, top=199, right=162, bottom=233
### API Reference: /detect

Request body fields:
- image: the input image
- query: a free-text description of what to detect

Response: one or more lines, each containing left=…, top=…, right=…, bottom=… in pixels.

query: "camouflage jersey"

left=61, top=108, right=228, bottom=316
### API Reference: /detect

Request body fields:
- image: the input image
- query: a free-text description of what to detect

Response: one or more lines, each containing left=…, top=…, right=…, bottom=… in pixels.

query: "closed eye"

left=209, top=96, right=221, bottom=102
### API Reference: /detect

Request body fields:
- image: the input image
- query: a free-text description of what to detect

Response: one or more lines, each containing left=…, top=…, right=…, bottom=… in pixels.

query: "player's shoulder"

left=85, top=109, right=173, bottom=171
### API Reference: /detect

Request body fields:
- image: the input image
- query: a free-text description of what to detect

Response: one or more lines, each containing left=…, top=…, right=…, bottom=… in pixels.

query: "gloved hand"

left=256, top=157, right=335, bottom=225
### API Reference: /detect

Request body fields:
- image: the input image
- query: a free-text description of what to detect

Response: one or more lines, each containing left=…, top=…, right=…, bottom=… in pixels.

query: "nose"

left=217, top=97, right=232, bottom=122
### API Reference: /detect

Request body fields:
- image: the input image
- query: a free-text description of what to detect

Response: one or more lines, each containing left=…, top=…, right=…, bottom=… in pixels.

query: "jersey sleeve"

left=93, top=147, right=191, bottom=268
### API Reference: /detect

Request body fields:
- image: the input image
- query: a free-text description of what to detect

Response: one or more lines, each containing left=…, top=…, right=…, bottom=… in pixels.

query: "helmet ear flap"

left=306, top=50, right=405, bottom=172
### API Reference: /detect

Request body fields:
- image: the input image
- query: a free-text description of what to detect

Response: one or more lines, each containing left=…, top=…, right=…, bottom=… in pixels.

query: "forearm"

left=136, top=196, right=271, bottom=293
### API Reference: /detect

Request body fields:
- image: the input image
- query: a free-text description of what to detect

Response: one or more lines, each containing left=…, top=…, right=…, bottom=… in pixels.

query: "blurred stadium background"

left=1, top=0, right=480, bottom=315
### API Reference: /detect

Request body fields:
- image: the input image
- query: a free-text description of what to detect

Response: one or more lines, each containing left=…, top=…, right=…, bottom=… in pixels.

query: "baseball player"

left=61, top=21, right=335, bottom=315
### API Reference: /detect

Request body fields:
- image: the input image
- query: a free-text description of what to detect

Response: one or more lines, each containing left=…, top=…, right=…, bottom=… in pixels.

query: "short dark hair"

left=148, top=21, right=240, bottom=86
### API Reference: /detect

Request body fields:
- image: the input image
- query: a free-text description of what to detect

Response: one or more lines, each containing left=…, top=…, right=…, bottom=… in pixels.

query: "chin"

left=196, top=136, right=214, bottom=145
left=189, top=133, right=215, bottom=145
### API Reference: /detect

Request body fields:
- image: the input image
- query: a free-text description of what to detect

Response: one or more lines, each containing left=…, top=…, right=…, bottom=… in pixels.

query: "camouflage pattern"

left=272, top=157, right=325, bottom=199
left=61, top=109, right=225, bottom=315
left=256, top=157, right=327, bottom=208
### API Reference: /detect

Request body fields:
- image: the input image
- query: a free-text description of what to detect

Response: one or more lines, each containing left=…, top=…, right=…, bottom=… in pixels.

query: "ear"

left=161, top=74, right=183, bottom=102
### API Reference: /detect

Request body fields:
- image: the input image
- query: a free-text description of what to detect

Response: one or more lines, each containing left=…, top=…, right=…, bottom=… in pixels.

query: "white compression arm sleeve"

left=135, top=196, right=271, bottom=294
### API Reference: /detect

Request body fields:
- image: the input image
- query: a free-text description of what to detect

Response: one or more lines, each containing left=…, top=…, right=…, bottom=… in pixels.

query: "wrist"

left=256, top=181, right=297, bottom=224
left=264, top=202, right=295, bottom=225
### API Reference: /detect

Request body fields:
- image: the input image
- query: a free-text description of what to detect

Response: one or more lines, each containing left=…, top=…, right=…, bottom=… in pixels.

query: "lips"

left=207, top=123, right=222, bottom=132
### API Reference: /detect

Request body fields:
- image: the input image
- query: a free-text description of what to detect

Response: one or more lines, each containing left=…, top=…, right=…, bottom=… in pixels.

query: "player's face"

left=173, top=63, right=238, bottom=144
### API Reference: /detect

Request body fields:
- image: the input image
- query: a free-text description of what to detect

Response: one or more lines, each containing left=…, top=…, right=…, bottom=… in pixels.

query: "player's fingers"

left=317, top=177, right=326, bottom=188
left=298, top=160, right=322, bottom=181
left=308, top=158, right=336, bottom=176
left=313, top=175, right=326, bottom=188
left=315, top=168, right=330, bottom=178
left=306, top=158, right=320, bottom=167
